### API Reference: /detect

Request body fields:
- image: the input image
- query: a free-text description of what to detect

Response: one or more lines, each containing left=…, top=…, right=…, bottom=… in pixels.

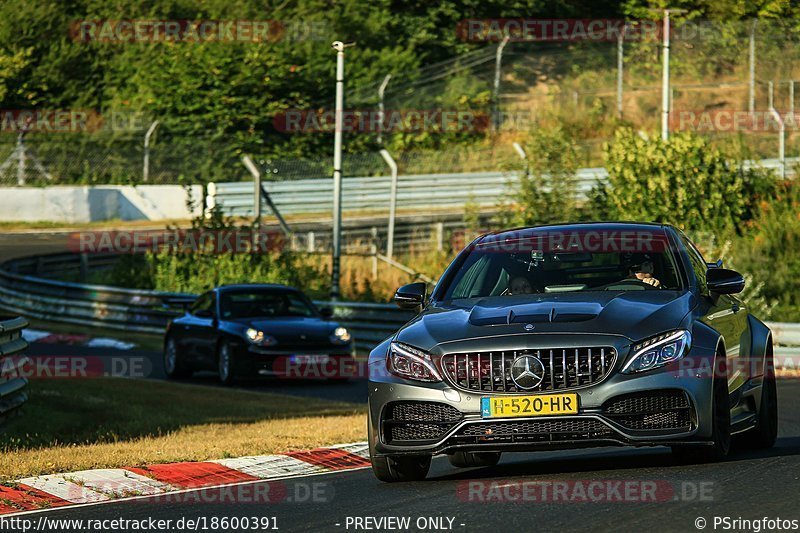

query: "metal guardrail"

left=0, top=253, right=411, bottom=351
left=1, top=252, right=799, bottom=355
left=207, top=158, right=798, bottom=218
left=207, top=168, right=608, bottom=217
left=0, top=316, right=29, bottom=425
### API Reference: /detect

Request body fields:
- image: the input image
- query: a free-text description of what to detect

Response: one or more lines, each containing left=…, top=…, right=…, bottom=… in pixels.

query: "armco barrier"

left=0, top=253, right=411, bottom=351
left=1, top=253, right=799, bottom=355
left=206, top=157, right=798, bottom=218
left=0, top=316, right=29, bottom=425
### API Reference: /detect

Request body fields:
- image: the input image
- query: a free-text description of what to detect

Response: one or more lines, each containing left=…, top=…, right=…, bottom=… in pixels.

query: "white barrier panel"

left=1, top=185, right=204, bottom=223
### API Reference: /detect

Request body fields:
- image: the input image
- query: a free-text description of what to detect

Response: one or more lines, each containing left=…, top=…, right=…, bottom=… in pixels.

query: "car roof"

left=215, top=283, right=299, bottom=293
left=478, top=221, right=672, bottom=243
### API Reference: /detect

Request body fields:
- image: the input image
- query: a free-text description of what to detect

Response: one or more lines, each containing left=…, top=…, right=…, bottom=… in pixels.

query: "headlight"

left=387, top=342, right=442, bottom=382
left=330, top=327, right=352, bottom=344
left=622, top=330, right=691, bottom=374
left=245, top=328, right=277, bottom=346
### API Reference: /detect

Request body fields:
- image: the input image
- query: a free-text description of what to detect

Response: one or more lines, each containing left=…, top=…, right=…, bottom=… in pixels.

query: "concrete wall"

left=0, top=185, right=204, bottom=223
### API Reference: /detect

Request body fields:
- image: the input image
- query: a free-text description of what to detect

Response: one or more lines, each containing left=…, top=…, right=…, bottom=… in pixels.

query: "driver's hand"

left=641, top=277, right=661, bottom=287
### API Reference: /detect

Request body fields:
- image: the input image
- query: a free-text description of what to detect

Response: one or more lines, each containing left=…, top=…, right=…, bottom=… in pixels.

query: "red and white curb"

left=0, top=442, right=370, bottom=516
left=22, top=329, right=136, bottom=350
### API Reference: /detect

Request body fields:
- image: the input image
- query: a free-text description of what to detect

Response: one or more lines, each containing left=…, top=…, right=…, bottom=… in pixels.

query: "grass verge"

left=0, top=378, right=366, bottom=481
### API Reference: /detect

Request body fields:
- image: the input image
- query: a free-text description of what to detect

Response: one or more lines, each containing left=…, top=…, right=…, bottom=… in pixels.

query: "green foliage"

left=499, top=127, right=581, bottom=227
left=590, top=129, right=775, bottom=233
left=725, top=181, right=800, bottom=321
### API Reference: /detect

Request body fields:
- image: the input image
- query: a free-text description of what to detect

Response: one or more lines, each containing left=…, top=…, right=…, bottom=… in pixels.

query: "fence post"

left=768, top=107, right=786, bottom=180
left=492, top=36, right=510, bottom=132
left=379, top=149, right=398, bottom=260
left=143, top=120, right=159, bottom=183
left=370, top=226, right=378, bottom=280
left=768, top=81, right=774, bottom=110
left=749, top=20, right=757, bottom=114
left=616, top=28, right=624, bottom=119
left=435, top=222, right=444, bottom=252
left=790, top=80, right=795, bottom=115
left=307, top=231, right=316, bottom=252
left=377, top=74, right=392, bottom=145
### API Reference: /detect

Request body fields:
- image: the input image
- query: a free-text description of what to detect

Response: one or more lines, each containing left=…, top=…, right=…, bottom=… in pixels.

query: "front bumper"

left=236, top=343, right=356, bottom=379
left=368, top=357, right=715, bottom=457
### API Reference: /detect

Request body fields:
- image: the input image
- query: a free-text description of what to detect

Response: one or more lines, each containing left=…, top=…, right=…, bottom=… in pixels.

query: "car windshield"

left=441, top=229, right=683, bottom=300
left=219, top=290, right=317, bottom=319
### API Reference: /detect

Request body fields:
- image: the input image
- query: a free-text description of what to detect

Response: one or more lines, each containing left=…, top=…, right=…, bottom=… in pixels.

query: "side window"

left=190, top=292, right=215, bottom=317
left=680, top=234, right=708, bottom=293
left=449, top=254, right=491, bottom=299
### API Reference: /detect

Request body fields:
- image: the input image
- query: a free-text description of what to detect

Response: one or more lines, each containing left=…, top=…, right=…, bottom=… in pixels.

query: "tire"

left=672, top=360, right=731, bottom=463
left=448, top=451, right=501, bottom=468
left=164, top=336, right=191, bottom=379
left=217, top=342, right=237, bottom=386
left=740, top=344, right=778, bottom=449
left=371, top=455, right=431, bottom=482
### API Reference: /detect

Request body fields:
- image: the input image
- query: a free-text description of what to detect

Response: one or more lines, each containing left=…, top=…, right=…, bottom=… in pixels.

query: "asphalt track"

left=9, top=380, right=800, bottom=533
left=6, top=233, right=800, bottom=532
left=25, top=342, right=370, bottom=403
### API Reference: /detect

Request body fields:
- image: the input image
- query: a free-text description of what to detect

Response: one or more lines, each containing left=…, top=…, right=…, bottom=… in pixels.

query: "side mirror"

left=394, top=282, right=427, bottom=311
left=319, top=306, right=334, bottom=318
left=706, top=268, right=745, bottom=294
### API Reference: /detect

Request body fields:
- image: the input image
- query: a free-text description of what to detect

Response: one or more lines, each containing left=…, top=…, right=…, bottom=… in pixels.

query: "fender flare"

left=747, top=314, right=773, bottom=378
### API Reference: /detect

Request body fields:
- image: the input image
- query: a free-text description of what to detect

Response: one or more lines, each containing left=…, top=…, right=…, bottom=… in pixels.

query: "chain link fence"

left=1, top=19, right=798, bottom=187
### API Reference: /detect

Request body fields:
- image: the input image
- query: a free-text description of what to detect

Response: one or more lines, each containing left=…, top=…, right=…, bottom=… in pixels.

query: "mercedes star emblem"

left=510, top=354, right=545, bottom=390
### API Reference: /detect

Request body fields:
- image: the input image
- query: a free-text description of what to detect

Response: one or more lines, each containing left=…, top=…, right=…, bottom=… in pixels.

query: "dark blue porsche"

left=163, top=284, right=355, bottom=385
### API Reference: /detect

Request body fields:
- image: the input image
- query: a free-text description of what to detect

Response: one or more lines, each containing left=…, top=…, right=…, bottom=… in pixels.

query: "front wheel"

left=740, top=346, right=778, bottom=449
left=672, top=367, right=731, bottom=463
left=371, top=455, right=431, bottom=482
left=217, top=342, right=237, bottom=386
left=164, top=337, right=191, bottom=378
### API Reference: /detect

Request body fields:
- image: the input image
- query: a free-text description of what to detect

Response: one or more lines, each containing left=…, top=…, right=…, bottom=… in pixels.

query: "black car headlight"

left=330, top=327, right=352, bottom=345
left=387, top=342, right=442, bottom=382
left=622, top=330, right=691, bottom=374
left=246, top=328, right=278, bottom=347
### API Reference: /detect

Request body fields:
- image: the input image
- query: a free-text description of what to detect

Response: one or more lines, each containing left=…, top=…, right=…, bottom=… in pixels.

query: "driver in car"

left=629, top=260, right=661, bottom=287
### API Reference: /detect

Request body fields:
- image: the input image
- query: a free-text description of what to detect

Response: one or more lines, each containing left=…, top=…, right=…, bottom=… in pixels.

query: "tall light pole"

left=657, top=9, right=686, bottom=141
left=330, top=41, right=354, bottom=300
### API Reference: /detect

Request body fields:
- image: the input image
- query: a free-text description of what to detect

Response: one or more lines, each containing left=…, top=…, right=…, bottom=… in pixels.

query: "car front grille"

left=382, top=401, right=463, bottom=444
left=440, top=347, right=616, bottom=393
left=603, top=390, right=693, bottom=432
left=454, top=418, right=614, bottom=442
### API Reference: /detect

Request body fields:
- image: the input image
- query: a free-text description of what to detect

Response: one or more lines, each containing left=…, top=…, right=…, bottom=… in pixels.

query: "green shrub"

left=499, top=127, right=582, bottom=227
left=725, top=181, right=800, bottom=321
left=591, top=129, right=776, bottom=233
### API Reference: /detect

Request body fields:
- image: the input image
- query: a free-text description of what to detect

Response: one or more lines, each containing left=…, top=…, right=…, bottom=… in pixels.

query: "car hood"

left=394, top=290, right=696, bottom=352
left=228, top=316, right=338, bottom=343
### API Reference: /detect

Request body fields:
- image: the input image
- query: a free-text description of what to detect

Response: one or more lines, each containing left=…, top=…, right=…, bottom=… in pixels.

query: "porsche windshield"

left=442, top=232, right=683, bottom=299
left=220, top=290, right=317, bottom=319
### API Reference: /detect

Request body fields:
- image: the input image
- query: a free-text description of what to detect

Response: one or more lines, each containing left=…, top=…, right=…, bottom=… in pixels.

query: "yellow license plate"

left=481, top=393, right=578, bottom=418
